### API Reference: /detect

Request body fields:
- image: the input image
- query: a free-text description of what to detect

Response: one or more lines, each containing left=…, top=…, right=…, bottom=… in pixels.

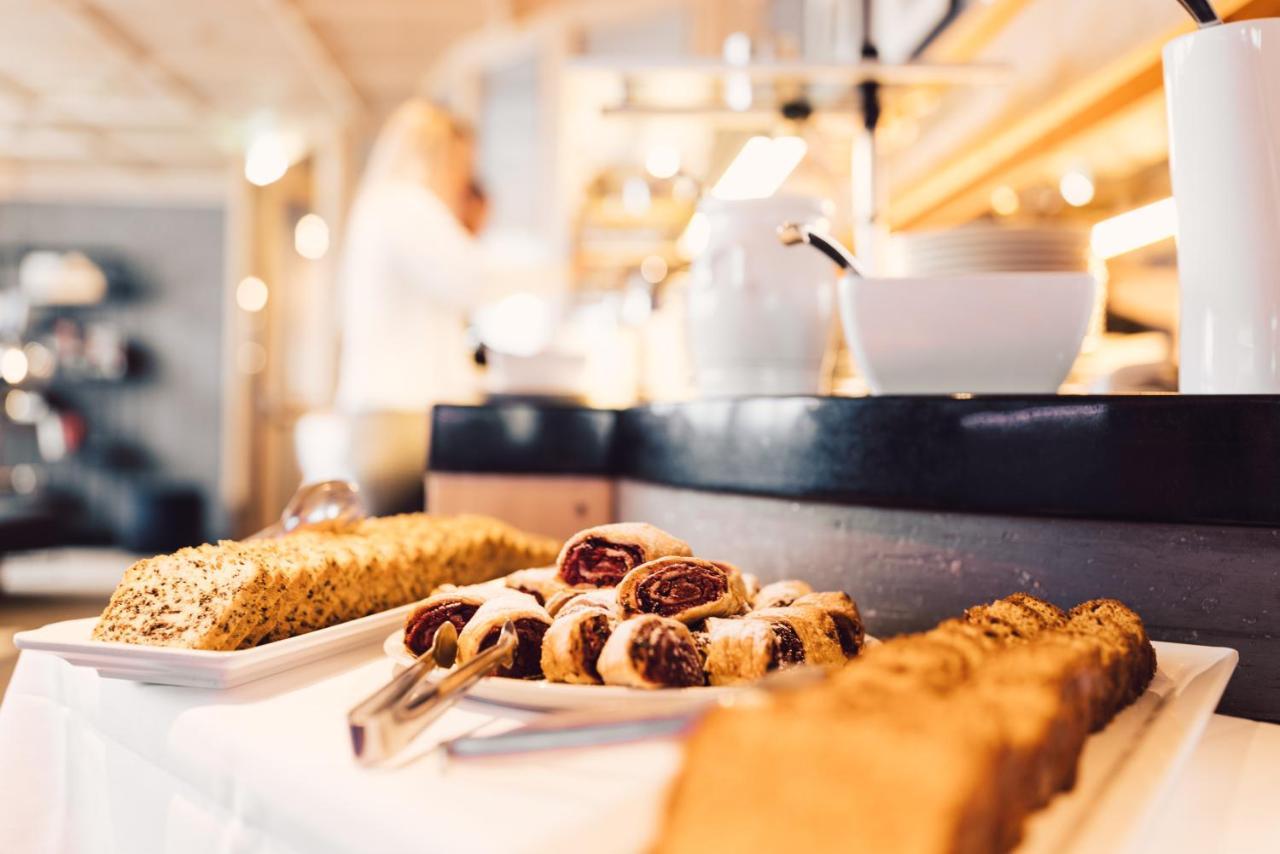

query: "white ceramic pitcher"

left=686, top=195, right=837, bottom=397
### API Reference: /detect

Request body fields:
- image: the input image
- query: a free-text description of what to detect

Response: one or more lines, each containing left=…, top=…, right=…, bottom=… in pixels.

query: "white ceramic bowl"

left=838, top=272, right=1096, bottom=394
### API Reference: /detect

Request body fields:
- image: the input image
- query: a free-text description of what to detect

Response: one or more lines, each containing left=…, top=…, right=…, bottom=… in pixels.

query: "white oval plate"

left=381, top=630, right=746, bottom=711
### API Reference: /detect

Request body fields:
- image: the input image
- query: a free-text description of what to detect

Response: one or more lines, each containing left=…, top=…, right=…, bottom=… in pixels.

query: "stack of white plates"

left=894, top=225, right=1093, bottom=276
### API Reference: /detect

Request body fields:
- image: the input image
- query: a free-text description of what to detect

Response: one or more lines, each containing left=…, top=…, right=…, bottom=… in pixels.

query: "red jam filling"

left=561, top=538, right=645, bottom=587
left=635, top=563, right=727, bottom=617
left=404, top=601, right=478, bottom=656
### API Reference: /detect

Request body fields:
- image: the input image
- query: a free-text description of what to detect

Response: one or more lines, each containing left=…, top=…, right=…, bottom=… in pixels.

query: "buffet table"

left=3, top=646, right=1277, bottom=854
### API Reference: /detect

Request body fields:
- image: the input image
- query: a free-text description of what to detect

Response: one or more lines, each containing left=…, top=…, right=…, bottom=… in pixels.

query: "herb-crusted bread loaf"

left=92, top=513, right=559, bottom=651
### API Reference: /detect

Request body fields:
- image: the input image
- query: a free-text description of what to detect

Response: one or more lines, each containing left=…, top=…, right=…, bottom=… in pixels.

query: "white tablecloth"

left=1, top=645, right=1277, bottom=854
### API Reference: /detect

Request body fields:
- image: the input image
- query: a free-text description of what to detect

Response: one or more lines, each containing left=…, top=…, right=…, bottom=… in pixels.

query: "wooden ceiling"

left=0, top=0, right=500, bottom=174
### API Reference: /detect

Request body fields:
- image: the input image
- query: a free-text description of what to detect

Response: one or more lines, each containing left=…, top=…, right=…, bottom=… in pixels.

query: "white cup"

left=1164, top=19, right=1280, bottom=393
left=686, top=195, right=836, bottom=396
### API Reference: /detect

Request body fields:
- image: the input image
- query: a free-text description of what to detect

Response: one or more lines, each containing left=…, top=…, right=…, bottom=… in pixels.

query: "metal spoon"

left=1175, top=0, right=1220, bottom=27
left=777, top=222, right=869, bottom=277
left=250, top=479, right=366, bottom=539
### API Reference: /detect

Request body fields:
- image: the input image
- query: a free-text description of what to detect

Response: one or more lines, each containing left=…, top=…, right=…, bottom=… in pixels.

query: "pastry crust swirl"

left=456, top=597, right=552, bottom=679
left=597, top=615, right=705, bottom=689
left=617, top=557, right=745, bottom=624
left=556, top=523, right=691, bottom=587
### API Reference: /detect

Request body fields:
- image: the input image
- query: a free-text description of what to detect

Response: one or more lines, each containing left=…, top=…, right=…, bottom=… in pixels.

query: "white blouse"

left=334, top=180, right=484, bottom=413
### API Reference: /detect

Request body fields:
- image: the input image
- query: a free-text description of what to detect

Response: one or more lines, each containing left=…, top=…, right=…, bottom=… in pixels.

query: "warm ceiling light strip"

left=1091, top=197, right=1178, bottom=259
left=710, top=135, right=808, bottom=201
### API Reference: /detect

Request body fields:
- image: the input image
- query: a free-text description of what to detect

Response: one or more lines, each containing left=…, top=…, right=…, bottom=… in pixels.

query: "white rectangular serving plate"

left=1017, top=640, right=1238, bottom=854
left=12, top=603, right=417, bottom=689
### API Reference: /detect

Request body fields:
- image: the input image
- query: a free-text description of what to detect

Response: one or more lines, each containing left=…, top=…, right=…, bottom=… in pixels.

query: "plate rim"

left=1053, top=639, right=1238, bottom=854
left=13, top=603, right=419, bottom=688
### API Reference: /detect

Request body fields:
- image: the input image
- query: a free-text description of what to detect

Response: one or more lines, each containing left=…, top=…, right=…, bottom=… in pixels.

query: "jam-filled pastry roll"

left=598, top=615, right=706, bottom=689
left=456, top=597, right=553, bottom=679
left=546, top=587, right=620, bottom=620
left=426, top=577, right=510, bottom=599
left=691, top=627, right=712, bottom=665
left=746, top=605, right=845, bottom=668
left=752, top=579, right=813, bottom=611
left=702, top=617, right=778, bottom=686
left=708, top=561, right=753, bottom=612
left=617, top=557, right=745, bottom=624
left=556, top=522, right=691, bottom=587
left=540, top=609, right=615, bottom=684
left=402, top=585, right=523, bottom=656
left=794, top=591, right=865, bottom=658
left=733, top=569, right=760, bottom=603
left=503, top=566, right=567, bottom=605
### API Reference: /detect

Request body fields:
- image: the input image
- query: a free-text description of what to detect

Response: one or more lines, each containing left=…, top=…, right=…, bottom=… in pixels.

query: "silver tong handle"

left=349, top=621, right=517, bottom=766
left=442, top=662, right=831, bottom=759
left=446, top=709, right=700, bottom=759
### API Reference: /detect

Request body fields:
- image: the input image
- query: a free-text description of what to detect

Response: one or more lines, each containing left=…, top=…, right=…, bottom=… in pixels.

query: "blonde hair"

left=358, top=99, right=473, bottom=199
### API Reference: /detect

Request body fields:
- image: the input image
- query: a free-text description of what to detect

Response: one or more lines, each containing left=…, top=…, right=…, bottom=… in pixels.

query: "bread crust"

left=93, top=514, right=559, bottom=650
left=656, top=594, right=1158, bottom=854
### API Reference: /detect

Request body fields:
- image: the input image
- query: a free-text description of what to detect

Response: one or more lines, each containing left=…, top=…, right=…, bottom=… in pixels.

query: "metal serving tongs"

left=348, top=620, right=519, bottom=766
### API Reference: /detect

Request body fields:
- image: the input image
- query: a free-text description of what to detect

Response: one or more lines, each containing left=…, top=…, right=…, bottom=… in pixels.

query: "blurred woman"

left=297, top=100, right=489, bottom=514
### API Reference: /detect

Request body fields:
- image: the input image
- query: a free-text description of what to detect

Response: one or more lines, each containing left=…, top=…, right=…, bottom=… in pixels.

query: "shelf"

left=567, top=58, right=1009, bottom=88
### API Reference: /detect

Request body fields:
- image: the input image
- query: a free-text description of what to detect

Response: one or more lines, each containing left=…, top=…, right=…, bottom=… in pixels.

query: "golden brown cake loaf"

left=93, top=514, right=558, bottom=650
left=658, top=695, right=1012, bottom=854
left=656, top=594, right=1157, bottom=854
left=1066, top=598, right=1159, bottom=728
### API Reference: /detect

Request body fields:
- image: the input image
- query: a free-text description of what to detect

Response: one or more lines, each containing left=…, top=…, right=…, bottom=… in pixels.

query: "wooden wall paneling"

left=618, top=480, right=1280, bottom=721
